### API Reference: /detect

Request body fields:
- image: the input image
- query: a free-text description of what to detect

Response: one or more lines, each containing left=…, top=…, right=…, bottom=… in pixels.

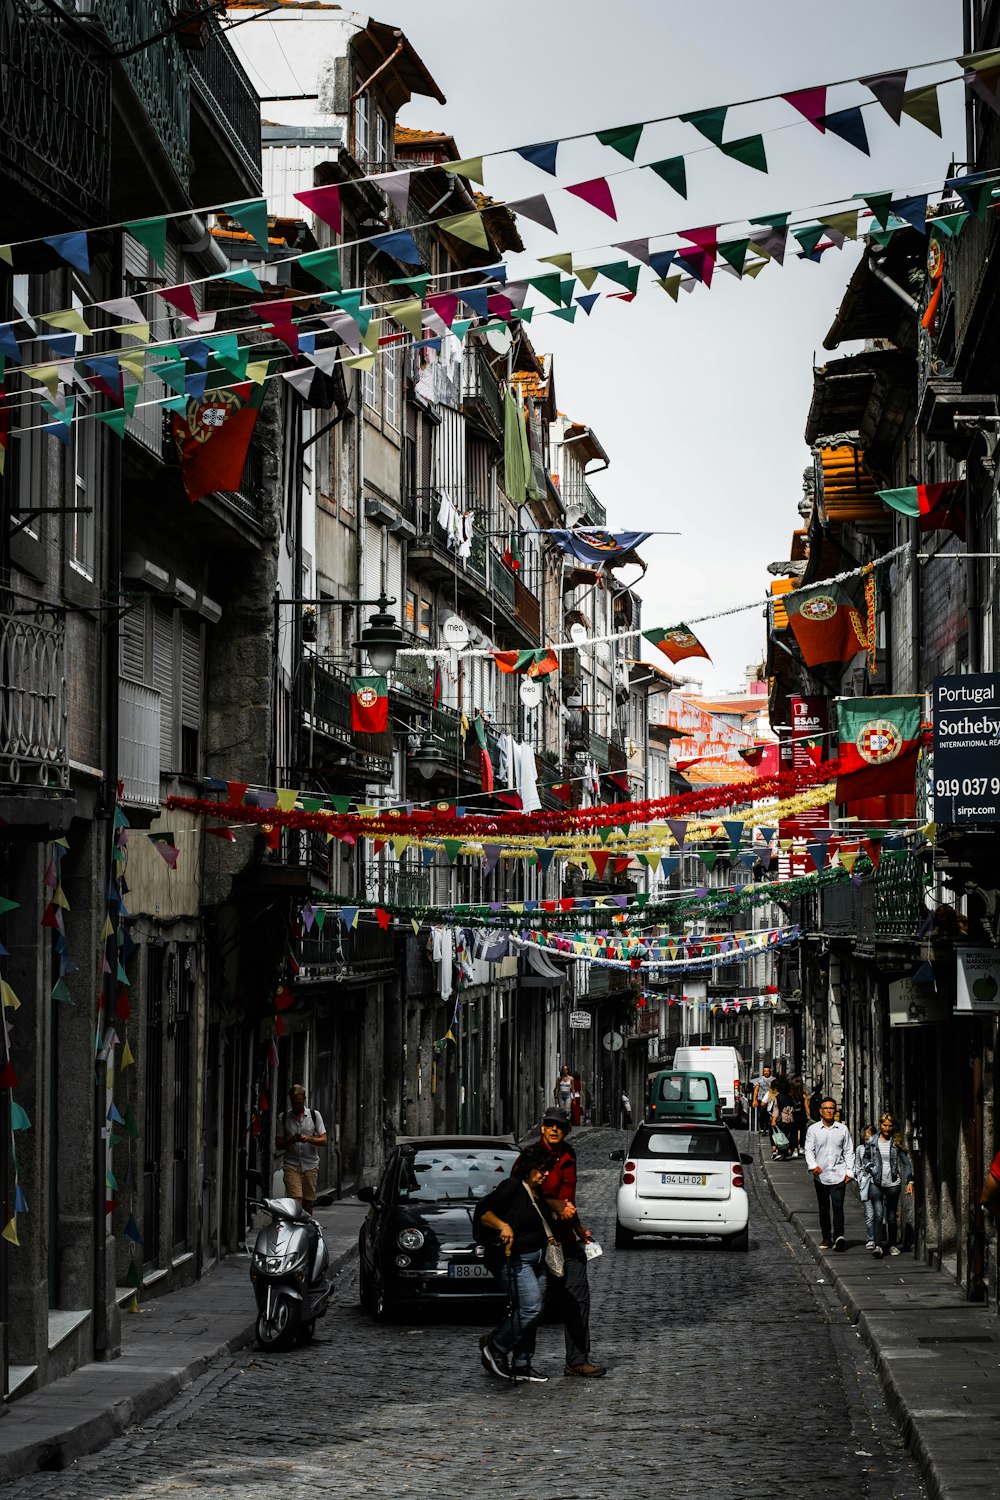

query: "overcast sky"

left=240, top=1, right=967, bottom=692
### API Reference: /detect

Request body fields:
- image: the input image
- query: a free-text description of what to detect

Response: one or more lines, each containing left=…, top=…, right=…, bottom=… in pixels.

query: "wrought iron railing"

left=0, top=0, right=111, bottom=221
left=189, top=17, right=262, bottom=192
left=297, top=918, right=396, bottom=979
left=301, top=656, right=393, bottom=765
left=817, top=853, right=926, bottom=941
left=0, top=594, right=68, bottom=788
left=216, top=442, right=266, bottom=531
left=97, top=0, right=191, bottom=186
left=462, top=346, right=503, bottom=434
left=118, top=678, right=161, bottom=807
left=490, top=552, right=517, bottom=610
left=387, top=868, right=431, bottom=907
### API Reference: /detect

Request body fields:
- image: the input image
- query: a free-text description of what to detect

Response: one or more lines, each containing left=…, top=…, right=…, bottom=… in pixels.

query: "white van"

left=672, top=1046, right=747, bottom=1126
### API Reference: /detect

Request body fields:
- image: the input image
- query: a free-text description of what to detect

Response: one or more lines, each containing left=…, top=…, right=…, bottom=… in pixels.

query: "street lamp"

left=358, top=593, right=404, bottom=672
left=409, top=734, right=449, bottom=780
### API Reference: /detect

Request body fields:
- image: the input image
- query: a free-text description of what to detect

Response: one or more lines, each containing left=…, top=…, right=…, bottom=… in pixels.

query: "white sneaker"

left=889, top=1246, right=901, bottom=1256
left=865, top=1241, right=875, bottom=1250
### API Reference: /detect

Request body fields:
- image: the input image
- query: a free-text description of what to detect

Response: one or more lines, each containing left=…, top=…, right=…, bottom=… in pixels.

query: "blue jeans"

left=492, top=1250, right=547, bottom=1361
left=869, top=1181, right=902, bottom=1248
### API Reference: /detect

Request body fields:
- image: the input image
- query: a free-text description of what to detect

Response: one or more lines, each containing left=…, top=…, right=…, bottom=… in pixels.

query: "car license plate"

left=448, top=1262, right=492, bottom=1279
left=660, top=1172, right=707, bottom=1186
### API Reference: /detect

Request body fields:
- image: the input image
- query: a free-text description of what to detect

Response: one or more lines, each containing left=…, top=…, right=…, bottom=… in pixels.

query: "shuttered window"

left=121, top=602, right=146, bottom=682
left=179, top=616, right=202, bottom=774
left=152, top=606, right=175, bottom=772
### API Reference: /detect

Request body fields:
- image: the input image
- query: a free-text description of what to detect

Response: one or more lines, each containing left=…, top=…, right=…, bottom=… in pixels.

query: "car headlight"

left=397, top=1228, right=425, bottom=1251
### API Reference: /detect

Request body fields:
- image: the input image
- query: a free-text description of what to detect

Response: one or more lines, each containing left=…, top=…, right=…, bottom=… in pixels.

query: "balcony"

left=296, top=919, right=397, bottom=984
left=818, top=852, right=926, bottom=943
left=97, top=0, right=191, bottom=187
left=188, top=15, right=263, bottom=198
left=1, top=595, right=68, bottom=790
left=1, top=0, right=111, bottom=222
left=301, top=656, right=393, bottom=780
left=462, top=347, right=503, bottom=439
left=118, top=678, right=160, bottom=808
left=408, top=489, right=538, bottom=641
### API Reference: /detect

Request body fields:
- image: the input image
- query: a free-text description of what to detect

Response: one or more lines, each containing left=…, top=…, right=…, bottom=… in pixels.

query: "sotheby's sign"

left=932, top=674, right=1000, bottom=825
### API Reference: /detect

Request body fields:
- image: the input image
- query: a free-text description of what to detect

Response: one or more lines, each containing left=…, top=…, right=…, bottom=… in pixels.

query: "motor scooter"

left=249, top=1193, right=332, bottom=1350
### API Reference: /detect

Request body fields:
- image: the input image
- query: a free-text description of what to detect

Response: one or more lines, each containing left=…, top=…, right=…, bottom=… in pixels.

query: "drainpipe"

left=867, top=259, right=920, bottom=314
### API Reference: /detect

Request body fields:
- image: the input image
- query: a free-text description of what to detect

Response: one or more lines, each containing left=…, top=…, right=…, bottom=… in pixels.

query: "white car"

left=612, top=1122, right=752, bottom=1251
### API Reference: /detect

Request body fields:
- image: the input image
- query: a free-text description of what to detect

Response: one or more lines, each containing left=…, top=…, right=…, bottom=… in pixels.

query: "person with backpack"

left=771, top=1076, right=795, bottom=1160
left=474, top=1145, right=558, bottom=1383
left=275, top=1083, right=327, bottom=1214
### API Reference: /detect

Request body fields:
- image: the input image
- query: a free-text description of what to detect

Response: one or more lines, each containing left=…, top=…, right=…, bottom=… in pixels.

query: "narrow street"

left=10, top=1131, right=924, bottom=1500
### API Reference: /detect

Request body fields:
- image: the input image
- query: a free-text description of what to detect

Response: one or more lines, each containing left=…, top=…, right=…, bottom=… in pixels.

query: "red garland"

left=165, top=759, right=838, bottom=839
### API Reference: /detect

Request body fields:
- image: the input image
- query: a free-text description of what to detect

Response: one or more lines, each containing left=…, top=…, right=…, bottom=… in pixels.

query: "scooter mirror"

left=245, top=1168, right=266, bottom=1191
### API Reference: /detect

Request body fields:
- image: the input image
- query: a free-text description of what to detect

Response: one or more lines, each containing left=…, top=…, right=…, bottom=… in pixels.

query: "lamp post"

left=277, top=593, right=404, bottom=673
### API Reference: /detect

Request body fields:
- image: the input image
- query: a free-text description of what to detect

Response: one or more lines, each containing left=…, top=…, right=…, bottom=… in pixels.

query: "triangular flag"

left=221, top=199, right=269, bottom=249
left=861, top=69, right=908, bottom=123
left=42, top=307, right=91, bottom=338
left=370, top=170, right=411, bottom=215
left=720, top=135, right=768, bottom=173
left=820, top=107, right=870, bottom=154
left=157, top=284, right=200, bottom=322
left=717, top=239, right=751, bottom=274
left=679, top=106, right=728, bottom=144
left=595, top=123, right=643, bottom=160
left=2, top=1216, right=19, bottom=1247
left=576, top=293, right=600, bottom=315
left=121, top=1040, right=135, bottom=1068
left=125, top=216, right=167, bottom=267
left=385, top=298, right=424, bottom=338
left=44, top=231, right=91, bottom=273
left=292, top=184, right=342, bottom=233
left=221, top=266, right=263, bottom=294
left=438, top=210, right=489, bottom=250
left=900, top=85, right=942, bottom=137
left=441, top=156, right=485, bottom=183
left=508, top=196, right=558, bottom=233
left=891, top=194, right=928, bottom=233
left=819, top=209, right=859, bottom=243
left=783, top=87, right=827, bottom=130
left=565, top=178, right=617, bottom=220
left=647, top=157, right=687, bottom=197
left=515, top=141, right=559, bottom=175
left=614, top=238, right=650, bottom=265
left=298, top=248, right=342, bottom=291
left=862, top=191, right=894, bottom=230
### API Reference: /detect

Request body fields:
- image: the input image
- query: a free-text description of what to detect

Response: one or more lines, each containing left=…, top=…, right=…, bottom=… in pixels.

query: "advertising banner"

left=955, top=946, right=1000, bottom=1014
left=933, top=674, right=1000, bottom=826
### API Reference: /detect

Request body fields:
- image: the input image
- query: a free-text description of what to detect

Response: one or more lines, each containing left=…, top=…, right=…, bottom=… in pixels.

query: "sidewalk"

left=761, top=1146, right=1000, bottom=1499
left=0, top=1199, right=366, bottom=1483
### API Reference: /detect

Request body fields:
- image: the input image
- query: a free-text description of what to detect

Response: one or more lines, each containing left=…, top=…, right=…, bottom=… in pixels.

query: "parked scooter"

left=248, top=1191, right=332, bottom=1350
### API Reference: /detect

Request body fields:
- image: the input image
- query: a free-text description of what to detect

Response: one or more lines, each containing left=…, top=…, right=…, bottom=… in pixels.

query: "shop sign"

left=569, top=1009, right=592, bottom=1029
left=955, top=946, right=1000, bottom=1014
left=888, top=977, right=949, bottom=1027
left=933, top=673, right=1000, bottom=825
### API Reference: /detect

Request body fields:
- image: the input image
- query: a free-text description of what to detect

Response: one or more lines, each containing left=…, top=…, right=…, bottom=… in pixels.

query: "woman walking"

left=862, top=1113, right=914, bottom=1257
left=854, top=1124, right=876, bottom=1249
left=477, top=1145, right=559, bottom=1382
left=554, top=1064, right=574, bottom=1121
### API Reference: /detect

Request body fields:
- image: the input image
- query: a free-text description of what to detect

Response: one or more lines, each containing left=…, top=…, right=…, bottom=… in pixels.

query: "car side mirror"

left=741, top=1153, right=753, bottom=1166
left=608, top=1149, right=625, bottom=1162
left=357, top=1184, right=377, bottom=1205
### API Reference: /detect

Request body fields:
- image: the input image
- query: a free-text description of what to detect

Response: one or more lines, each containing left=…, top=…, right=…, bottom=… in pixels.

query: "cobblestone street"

left=10, top=1131, right=925, bottom=1500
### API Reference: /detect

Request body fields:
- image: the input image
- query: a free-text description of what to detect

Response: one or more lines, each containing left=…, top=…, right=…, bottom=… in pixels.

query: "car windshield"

left=630, top=1128, right=738, bottom=1161
left=395, top=1148, right=519, bottom=1203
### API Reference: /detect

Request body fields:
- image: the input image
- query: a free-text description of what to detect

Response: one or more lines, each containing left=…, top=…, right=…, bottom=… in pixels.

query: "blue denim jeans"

left=492, top=1250, right=547, bottom=1360
left=869, top=1181, right=902, bottom=1248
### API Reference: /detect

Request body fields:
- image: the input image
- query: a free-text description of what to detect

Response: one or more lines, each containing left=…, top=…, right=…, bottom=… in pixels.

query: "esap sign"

left=933, top=673, right=1000, bottom=826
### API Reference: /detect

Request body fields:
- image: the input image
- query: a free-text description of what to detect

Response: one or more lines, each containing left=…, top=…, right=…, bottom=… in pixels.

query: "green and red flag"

left=642, top=623, right=711, bottom=663
left=877, top=482, right=966, bottom=540
left=784, top=581, right=868, bottom=667
left=835, top=695, right=922, bottom=803
left=171, top=382, right=265, bottom=504
left=494, top=647, right=559, bottom=677
left=351, top=676, right=388, bottom=733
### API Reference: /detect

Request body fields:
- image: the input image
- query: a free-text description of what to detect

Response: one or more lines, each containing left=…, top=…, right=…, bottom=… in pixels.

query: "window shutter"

left=121, top=602, right=146, bottom=682
left=152, top=606, right=175, bottom=772
left=180, top=616, right=202, bottom=729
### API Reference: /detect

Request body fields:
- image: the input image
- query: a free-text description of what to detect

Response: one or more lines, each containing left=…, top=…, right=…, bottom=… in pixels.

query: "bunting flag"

left=546, top=529, right=651, bottom=565
left=292, top=184, right=342, bottom=234
left=565, top=178, right=617, bottom=220
left=171, top=383, right=265, bottom=504
left=861, top=69, right=908, bottom=123
left=835, top=695, right=922, bottom=803
left=783, top=582, right=869, bottom=667
left=876, top=482, right=966, bottom=540
left=647, top=157, right=688, bottom=197
left=494, top=647, right=559, bottom=677
left=642, top=624, right=711, bottom=663
left=351, top=677, right=389, bottom=734
left=515, top=141, right=560, bottom=175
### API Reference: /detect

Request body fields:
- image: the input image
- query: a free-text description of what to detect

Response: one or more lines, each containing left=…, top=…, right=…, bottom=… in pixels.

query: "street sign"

left=569, top=1009, right=592, bottom=1029
left=602, top=1030, right=624, bottom=1051
left=955, top=946, right=1000, bottom=1014
left=932, top=673, right=1000, bottom=825
left=441, top=615, right=470, bottom=650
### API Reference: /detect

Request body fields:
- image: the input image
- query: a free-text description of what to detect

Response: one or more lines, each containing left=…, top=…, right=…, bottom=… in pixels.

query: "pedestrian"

left=751, top=1064, right=773, bottom=1134
left=808, top=1081, right=825, bottom=1122
left=804, top=1096, right=854, bottom=1251
left=275, top=1083, right=328, bottom=1215
left=980, top=1146, right=1000, bottom=1221
left=764, top=1075, right=781, bottom=1157
left=772, top=1076, right=795, bottom=1160
left=862, top=1112, right=913, bottom=1258
left=476, top=1144, right=558, bottom=1382
left=788, top=1075, right=809, bottom=1157
left=554, top=1064, right=574, bottom=1120
left=518, top=1107, right=607, bottom=1378
left=571, top=1073, right=584, bottom=1128
left=855, top=1125, right=877, bottom=1249
left=620, top=1091, right=632, bottom=1129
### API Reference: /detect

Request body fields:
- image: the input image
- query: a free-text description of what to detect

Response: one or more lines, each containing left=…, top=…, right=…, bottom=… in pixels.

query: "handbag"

left=524, top=1182, right=565, bottom=1276
left=771, top=1126, right=790, bottom=1151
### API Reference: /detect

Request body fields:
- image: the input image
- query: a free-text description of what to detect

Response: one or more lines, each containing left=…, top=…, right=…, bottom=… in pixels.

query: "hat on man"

left=541, top=1107, right=571, bottom=1132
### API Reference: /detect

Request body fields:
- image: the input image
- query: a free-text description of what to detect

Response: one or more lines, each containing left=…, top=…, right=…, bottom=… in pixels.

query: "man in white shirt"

left=804, top=1097, right=854, bottom=1252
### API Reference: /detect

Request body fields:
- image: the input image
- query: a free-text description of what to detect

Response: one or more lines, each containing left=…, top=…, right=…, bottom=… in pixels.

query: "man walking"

left=751, top=1065, right=773, bottom=1134
left=275, top=1083, right=327, bottom=1215
left=518, top=1108, right=606, bottom=1377
left=804, top=1097, right=854, bottom=1251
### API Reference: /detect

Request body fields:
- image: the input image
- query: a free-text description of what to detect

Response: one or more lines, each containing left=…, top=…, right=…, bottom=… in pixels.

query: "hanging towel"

left=514, top=740, right=541, bottom=813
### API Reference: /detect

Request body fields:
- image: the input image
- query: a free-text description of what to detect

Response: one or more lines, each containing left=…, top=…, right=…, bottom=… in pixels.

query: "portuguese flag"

left=494, top=647, right=559, bottom=677
left=877, top=482, right=966, bottom=541
left=784, top=582, right=867, bottom=667
left=172, top=382, right=264, bottom=504
left=835, top=695, right=922, bottom=803
left=351, top=676, right=388, bottom=733
left=642, top=623, right=711, bottom=664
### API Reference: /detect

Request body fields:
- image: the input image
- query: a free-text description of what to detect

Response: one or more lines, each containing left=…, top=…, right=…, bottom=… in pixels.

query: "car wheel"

left=358, top=1241, right=375, bottom=1312
left=725, top=1227, right=750, bottom=1252
left=373, top=1265, right=395, bottom=1323
left=615, top=1220, right=635, bottom=1250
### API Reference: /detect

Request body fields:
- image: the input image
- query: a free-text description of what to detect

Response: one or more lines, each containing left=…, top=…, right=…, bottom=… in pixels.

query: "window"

left=375, top=107, right=390, bottom=168
left=69, top=290, right=97, bottom=578
left=383, top=346, right=398, bottom=429
left=361, top=354, right=378, bottom=412
left=353, top=89, right=370, bottom=160
left=12, top=274, right=42, bottom=540
left=122, top=600, right=203, bottom=777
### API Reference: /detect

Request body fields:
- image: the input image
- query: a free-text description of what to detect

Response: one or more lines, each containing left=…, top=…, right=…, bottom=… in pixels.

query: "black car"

left=357, top=1135, right=518, bottom=1320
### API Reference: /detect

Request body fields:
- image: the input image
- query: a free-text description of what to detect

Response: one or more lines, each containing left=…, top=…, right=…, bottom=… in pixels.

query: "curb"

left=0, top=1241, right=358, bottom=1482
